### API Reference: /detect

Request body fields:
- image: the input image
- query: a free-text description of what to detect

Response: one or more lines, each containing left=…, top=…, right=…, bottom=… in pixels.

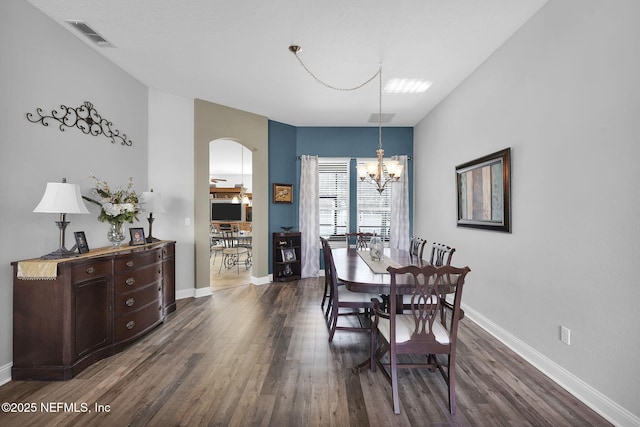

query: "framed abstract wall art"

left=456, top=148, right=511, bottom=232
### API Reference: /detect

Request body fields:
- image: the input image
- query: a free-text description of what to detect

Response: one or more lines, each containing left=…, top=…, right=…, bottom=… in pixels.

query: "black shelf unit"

left=272, top=232, right=301, bottom=282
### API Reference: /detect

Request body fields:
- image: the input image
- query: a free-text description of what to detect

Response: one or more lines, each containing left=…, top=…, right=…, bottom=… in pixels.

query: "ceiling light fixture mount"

left=288, top=45, right=402, bottom=193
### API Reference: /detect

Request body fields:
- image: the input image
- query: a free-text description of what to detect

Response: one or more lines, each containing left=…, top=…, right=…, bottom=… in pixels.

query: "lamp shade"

left=33, top=182, right=89, bottom=214
left=140, top=190, right=166, bottom=213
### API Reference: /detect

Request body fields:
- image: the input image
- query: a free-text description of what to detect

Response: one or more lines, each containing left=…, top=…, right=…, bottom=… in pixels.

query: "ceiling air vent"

left=368, top=113, right=395, bottom=124
left=65, top=20, right=113, bottom=47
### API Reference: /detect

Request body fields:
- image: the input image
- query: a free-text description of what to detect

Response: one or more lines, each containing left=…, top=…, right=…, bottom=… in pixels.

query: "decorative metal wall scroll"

left=26, top=101, right=132, bottom=146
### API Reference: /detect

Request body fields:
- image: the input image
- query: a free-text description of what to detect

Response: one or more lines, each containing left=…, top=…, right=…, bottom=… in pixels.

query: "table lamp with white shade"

left=33, top=178, right=90, bottom=259
left=140, top=189, right=166, bottom=243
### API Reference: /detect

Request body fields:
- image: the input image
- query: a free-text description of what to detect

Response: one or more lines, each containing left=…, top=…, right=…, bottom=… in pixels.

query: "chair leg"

left=390, top=348, right=400, bottom=414
left=448, top=354, right=456, bottom=414
left=370, top=328, right=377, bottom=372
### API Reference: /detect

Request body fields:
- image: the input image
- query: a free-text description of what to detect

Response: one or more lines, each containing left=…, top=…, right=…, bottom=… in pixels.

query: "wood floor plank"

left=0, top=278, right=611, bottom=426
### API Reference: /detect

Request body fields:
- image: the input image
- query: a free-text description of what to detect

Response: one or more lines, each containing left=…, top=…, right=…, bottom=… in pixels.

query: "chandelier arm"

left=292, top=50, right=380, bottom=92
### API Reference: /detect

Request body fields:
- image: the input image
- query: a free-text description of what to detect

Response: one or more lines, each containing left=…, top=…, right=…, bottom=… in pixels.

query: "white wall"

left=414, top=0, right=640, bottom=424
left=0, top=0, right=148, bottom=382
left=148, top=90, right=195, bottom=299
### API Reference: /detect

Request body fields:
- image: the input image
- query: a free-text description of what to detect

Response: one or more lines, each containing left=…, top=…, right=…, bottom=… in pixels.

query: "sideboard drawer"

left=114, top=302, right=163, bottom=342
left=114, top=282, right=162, bottom=316
left=114, top=249, right=162, bottom=271
left=114, top=263, right=162, bottom=294
left=162, top=243, right=175, bottom=259
left=71, top=260, right=112, bottom=283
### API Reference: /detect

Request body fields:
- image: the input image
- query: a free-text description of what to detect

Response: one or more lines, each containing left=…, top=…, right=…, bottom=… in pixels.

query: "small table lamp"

left=140, top=189, right=166, bottom=243
left=33, top=178, right=90, bottom=259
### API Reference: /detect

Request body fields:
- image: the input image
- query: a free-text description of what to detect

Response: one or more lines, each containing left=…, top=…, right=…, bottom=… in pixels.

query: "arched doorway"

left=209, top=139, right=253, bottom=290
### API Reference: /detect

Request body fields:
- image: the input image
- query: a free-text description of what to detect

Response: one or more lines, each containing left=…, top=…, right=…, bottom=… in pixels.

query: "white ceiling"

left=26, top=0, right=548, bottom=128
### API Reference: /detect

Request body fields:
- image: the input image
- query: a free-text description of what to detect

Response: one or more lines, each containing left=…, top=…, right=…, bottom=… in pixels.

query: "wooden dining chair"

left=321, top=237, right=379, bottom=342
left=320, top=237, right=338, bottom=316
left=408, top=236, right=427, bottom=259
left=370, top=264, right=471, bottom=414
left=403, top=242, right=457, bottom=310
left=345, top=232, right=373, bottom=250
left=429, top=242, right=456, bottom=266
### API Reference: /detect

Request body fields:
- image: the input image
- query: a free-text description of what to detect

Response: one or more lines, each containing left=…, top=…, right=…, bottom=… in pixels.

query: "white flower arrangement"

left=83, top=175, right=141, bottom=225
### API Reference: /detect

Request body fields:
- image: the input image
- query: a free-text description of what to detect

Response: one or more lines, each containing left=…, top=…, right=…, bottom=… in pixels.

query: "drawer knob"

left=126, top=260, right=134, bottom=267
left=125, top=298, right=135, bottom=307
left=86, top=267, right=95, bottom=274
left=126, top=320, right=135, bottom=330
left=125, top=277, right=136, bottom=286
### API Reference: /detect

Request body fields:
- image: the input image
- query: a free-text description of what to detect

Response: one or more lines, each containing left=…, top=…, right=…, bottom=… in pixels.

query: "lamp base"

left=40, top=247, right=78, bottom=260
left=145, top=236, right=161, bottom=244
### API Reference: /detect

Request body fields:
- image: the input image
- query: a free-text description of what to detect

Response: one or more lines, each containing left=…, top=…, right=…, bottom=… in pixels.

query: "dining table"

left=331, top=247, right=426, bottom=295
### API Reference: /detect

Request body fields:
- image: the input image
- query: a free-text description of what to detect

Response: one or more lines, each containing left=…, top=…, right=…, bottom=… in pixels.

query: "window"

left=356, top=159, right=392, bottom=242
left=318, top=157, right=393, bottom=245
left=318, top=159, right=349, bottom=240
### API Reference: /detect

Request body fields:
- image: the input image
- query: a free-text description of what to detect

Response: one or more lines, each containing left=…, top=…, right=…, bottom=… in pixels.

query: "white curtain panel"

left=390, top=155, right=410, bottom=251
left=299, top=155, right=320, bottom=278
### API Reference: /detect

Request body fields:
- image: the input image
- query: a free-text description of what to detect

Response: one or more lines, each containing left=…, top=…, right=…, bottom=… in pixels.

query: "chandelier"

left=289, top=45, right=402, bottom=194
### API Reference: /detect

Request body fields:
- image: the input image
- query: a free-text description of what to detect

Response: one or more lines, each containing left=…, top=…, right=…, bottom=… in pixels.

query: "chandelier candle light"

left=289, top=45, right=402, bottom=194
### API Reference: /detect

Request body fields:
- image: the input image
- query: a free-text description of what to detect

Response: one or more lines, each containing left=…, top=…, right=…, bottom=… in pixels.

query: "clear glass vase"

left=107, top=222, right=125, bottom=248
left=370, top=233, right=383, bottom=262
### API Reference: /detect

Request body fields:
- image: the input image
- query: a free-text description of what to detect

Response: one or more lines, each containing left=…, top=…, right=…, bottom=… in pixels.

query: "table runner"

left=16, top=242, right=162, bottom=280
left=356, top=250, right=403, bottom=274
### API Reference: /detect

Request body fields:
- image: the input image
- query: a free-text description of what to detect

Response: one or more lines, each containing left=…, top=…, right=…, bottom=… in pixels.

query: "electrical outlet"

left=560, top=326, right=571, bottom=345
left=185, top=217, right=191, bottom=226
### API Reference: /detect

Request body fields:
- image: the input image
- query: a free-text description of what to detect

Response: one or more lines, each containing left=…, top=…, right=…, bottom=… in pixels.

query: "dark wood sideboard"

left=11, top=240, right=176, bottom=381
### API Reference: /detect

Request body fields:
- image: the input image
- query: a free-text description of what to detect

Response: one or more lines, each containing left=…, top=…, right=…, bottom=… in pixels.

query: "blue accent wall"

left=268, top=121, right=298, bottom=269
left=268, top=122, right=413, bottom=273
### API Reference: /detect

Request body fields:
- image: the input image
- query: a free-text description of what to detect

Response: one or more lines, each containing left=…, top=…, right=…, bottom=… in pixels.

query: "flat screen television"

left=211, top=202, right=242, bottom=221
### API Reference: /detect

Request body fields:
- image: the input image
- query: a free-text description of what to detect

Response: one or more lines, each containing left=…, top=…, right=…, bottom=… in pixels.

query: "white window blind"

left=318, top=159, right=349, bottom=240
left=356, top=159, right=392, bottom=242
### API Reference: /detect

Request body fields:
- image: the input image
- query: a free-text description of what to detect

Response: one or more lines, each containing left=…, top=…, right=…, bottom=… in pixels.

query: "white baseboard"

left=251, top=274, right=271, bottom=285
left=463, top=304, right=640, bottom=427
left=176, top=288, right=195, bottom=299
left=0, top=362, right=12, bottom=386
left=194, top=287, right=212, bottom=298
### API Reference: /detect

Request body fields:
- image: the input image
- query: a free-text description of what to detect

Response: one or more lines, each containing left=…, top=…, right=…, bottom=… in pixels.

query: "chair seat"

left=377, top=315, right=450, bottom=345
left=337, top=286, right=378, bottom=304
left=222, top=247, right=248, bottom=255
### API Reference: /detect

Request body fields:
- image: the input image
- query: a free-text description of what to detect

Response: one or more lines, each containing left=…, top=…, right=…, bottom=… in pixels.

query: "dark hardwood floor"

left=0, top=278, right=610, bottom=426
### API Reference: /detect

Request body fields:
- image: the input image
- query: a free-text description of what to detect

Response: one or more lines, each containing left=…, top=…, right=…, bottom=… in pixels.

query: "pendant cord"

left=291, top=48, right=380, bottom=92
left=378, top=65, right=383, bottom=151
left=290, top=45, right=397, bottom=193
